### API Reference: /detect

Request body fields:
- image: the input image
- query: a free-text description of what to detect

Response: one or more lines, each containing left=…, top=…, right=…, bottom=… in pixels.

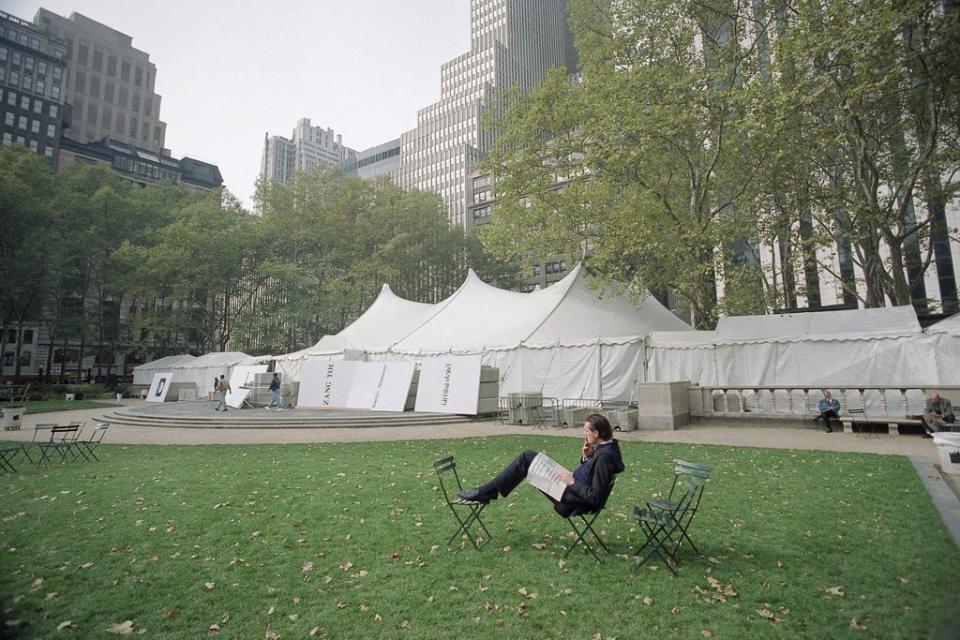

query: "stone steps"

left=93, top=407, right=480, bottom=430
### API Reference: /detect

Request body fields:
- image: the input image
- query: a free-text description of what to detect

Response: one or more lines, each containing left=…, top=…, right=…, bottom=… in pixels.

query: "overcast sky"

left=5, top=0, right=472, bottom=207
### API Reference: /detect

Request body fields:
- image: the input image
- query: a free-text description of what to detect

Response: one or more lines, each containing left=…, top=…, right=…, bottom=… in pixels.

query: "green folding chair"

left=634, top=461, right=712, bottom=574
left=433, top=456, right=492, bottom=551
left=0, top=447, right=20, bottom=473
left=564, top=480, right=616, bottom=563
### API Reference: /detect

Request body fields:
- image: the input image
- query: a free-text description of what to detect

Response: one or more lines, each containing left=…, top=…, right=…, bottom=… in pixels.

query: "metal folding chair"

left=634, top=461, right=712, bottom=574
left=75, top=422, right=109, bottom=461
left=21, top=423, right=57, bottom=465
left=564, top=481, right=616, bottom=563
left=38, top=422, right=84, bottom=466
left=0, top=447, right=20, bottom=473
left=433, top=456, right=492, bottom=551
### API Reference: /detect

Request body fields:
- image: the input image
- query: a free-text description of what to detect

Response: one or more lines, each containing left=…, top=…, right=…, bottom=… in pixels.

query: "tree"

left=481, top=0, right=775, bottom=328
left=0, top=146, right=58, bottom=381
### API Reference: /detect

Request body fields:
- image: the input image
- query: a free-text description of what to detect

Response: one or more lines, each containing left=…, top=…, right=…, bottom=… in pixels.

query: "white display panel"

left=372, top=361, right=416, bottom=412
left=414, top=355, right=482, bottom=414
left=146, top=372, right=173, bottom=403
left=226, top=365, right=268, bottom=408
left=345, top=362, right=385, bottom=409
left=298, top=360, right=359, bottom=409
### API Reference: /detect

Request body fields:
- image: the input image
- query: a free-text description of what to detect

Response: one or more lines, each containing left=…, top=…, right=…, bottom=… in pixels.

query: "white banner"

left=345, top=362, right=385, bottom=409
left=226, top=365, right=268, bottom=408
left=146, top=372, right=173, bottom=403
left=373, top=361, right=416, bottom=412
left=415, top=355, right=482, bottom=414
left=298, top=360, right=359, bottom=409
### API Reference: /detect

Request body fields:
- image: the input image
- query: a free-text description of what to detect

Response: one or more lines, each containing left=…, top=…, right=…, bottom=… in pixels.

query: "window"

left=144, top=97, right=151, bottom=117
left=51, top=85, right=60, bottom=100
left=20, top=95, right=29, bottom=110
left=18, top=115, right=27, bottom=129
left=118, top=87, right=127, bottom=109
left=101, top=109, right=110, bottom=128
left=92, top=49, right=103, bottom=71
left=107, top=55, right=116, bottom=76
left=0, top=47, right=6, bottom=61
left=31, top=119, right=40, bottom=133
left=473, top=174, right=491, bottom=189
left=134, top=66, right=143, bottom=86
left=23, top=329, right=35, bottom=344
left=78, top=42, right=89, bottom=65
left=91, top=77, right=101, bottom=97
left=4, top=113, right=13, bottom=126
left=473, top=190, right=490, bottom=204
left=121, top=61, right=130, bottom=81
left=2, top=132, right=12, bottom=145
left=37, top=61, right=46, bottom=76
left=47, top=123, right=55, bottom=138
left=86, top=104, right=97, bottom=126
left=33, top=99, right=42, bottom=114
left=53, top=66, right=62, bottom=81
left=129, top=117, right=137, bottom=137
left=49, top=104, right=58, bottom=118
left=36, top=80, right=44, bottom=95
left=9, top=70, right=18, bottom=85
left=22, top=75, right=32, bottom=91
left=29, top=139, right=37, bottom=152
left=7, top=91, right=16, bottom=106
left=44, top=146, right=53, bottom=157
left=132, top=93, right=140, bottom=112
left=472, top=205, right=491, bottom=222
left=104, top=82, right=114, bottom=102
left=25, top=56, right=34, bottom=71
left=75, top=71, right=86, bottom=94
left=16, top=135, right=25, bottom=145
left=12, top=51, right=21, bottom=66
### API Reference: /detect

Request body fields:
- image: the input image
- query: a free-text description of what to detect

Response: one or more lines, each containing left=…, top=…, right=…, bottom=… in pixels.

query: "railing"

left=692, top=385, right=960, bottom=419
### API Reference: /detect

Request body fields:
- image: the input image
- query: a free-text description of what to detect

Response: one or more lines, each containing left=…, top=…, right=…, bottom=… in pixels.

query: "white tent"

left=271, top=284, right=440, bottom=381
left=168, top=351, right=252, bottom=397
left=378, top=264, right=691, bottom=400
left=132, top=354, right=196, bottom=385
left=646, top=331, right=719, bottom=386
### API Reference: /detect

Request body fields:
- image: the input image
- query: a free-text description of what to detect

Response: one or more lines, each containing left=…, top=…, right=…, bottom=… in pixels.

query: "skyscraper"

left=259, top=118, right=357, bottom=185
left=34, top=9, right=167, bottom=153
left=398, top=0, right=574, bottom=230
left=0, top=8, right=69, bottom=159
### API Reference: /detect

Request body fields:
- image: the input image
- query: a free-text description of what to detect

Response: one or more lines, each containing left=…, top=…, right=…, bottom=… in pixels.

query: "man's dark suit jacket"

left=555, top=439, right=625, bottom=517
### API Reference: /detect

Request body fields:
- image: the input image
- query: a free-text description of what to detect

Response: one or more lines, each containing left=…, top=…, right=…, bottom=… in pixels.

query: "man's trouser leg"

left=480, top=450, right=538, bottom=498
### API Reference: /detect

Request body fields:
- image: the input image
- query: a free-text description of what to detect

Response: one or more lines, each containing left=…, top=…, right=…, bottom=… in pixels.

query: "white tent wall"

left=646, top=332, right=719, bottom=387
left=132, top=354, right=196, bottom=385
left=168, top=352, right=252, bottom=397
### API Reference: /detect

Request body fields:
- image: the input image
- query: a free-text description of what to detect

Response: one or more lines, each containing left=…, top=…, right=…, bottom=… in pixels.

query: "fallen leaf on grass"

left=46, top=592, right=58, bottom=600
left=850, top=618, right=867, bottom=630
left=57, top=620, right=75, bottom=631
left=531, top=543, right=546, bottom=550
left=701, top=631, right=713, bottom=638
left=106, top=620, right=135, bottom=635
left=642, top=597, right=653, bottom=606
left=756, top=609, right=783, bottom=623
left=824, top=586, right=845, bottom=598
left=208, top=624, right=220, bottom=634
left=302, top=562, right=314, bottom=573
left=204, top=582, right=216, bottom=590
left=518, top=588, right=537, bottom=599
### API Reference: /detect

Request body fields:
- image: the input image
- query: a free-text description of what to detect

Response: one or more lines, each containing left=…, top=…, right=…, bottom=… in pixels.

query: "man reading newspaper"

left=457, top=414, right=624, bottom=517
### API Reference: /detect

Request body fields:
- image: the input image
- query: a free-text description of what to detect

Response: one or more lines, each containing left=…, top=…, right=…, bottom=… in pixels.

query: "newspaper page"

left=527, top=452, right=571, bottom=501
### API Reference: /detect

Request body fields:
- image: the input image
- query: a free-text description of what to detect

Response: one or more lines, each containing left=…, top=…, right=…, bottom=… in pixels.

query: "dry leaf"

left=670, top=607, right=681, bottom=615
left=374, top=614, right=382, bottom=622
left=340, top=561, right=353, bottom=571
left=302, top=562, right=314, bottom=573
left=824, top=586, right=845, bottom=598
left=106, top=620, right=135, bottom=635
left=531, top=543, right=546, bottom=550
left=850, top=618, right=867, bottom=630
left=46, top=592, right=59, bottom=600
left=208, top=623, right=220, bottom=634
left=79, top=562, right=94, bottom=569
left=204, top=582, right=216, bottom=590
left=309, top=628, right=322, bottom=637
left=701, top=631, right=713, bottom=638
left=57, top=620, right=74, bottom=631
left=756, top=609, right=783, bottom=623
left=642, top=597, right=653, bottom=606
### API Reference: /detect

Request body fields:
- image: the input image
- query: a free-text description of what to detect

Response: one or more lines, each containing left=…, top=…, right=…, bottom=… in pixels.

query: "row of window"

left=74, top=41, right=149, bottom=89
left=0, top=46, right=64, bottom=79
left=1, top=132, right=55, bottom=157
left=2, top=110, right=57, bottom=137
left=73, top=71, right=153, bottom=116
left=0, top=65, right=63, bottom=100
left=0, top=25, right=63, bottom=58
left=2, top=88, right=59, bottom=117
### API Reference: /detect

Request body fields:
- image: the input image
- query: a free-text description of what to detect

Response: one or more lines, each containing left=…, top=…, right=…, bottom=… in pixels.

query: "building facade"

left=398, top=0, right=574, bottom=229
left=340, top=138, right=401, bottom=182
left=0, top=9, right=69, bottom=159
left=33, top=8, right=167, bottom=153
left=259, top=118, right=357, bottom=185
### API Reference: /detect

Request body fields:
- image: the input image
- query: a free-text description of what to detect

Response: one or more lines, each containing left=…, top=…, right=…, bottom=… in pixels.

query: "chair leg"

left=446, top=503, right=490, bottom=550
left=565, top=513, right=607, bottom=562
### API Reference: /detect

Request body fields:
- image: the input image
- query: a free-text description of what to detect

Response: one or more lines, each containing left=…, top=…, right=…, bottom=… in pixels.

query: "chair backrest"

left=433, top=457, right=464, bottom=504
left=50, top=424, right=80, bottom=443
left=88, top=423, right=109, bottom=443
left=31, top=423, right=57, bottom=443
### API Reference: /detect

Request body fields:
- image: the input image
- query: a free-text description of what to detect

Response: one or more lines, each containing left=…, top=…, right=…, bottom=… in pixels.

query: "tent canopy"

left=132, top=354, right=196, bottom=385
left=389, top=263, right=690, bottom=354
left=714, top=305, right=921, bottom=343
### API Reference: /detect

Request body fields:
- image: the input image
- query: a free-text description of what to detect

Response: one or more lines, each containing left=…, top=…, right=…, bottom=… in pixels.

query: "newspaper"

left=527, top=452, right=571, bottom=501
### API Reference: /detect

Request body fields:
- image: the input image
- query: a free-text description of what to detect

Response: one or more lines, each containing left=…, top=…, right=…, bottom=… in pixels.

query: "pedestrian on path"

left=267, top=373, right=282, bottom=410
left=214, top=374, right=231, bottom=412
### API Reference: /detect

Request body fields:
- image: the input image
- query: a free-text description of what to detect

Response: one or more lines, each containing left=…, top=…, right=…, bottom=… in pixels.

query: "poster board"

left=345, top=362, right=385, bottom=409
left=298, top=360, right=359, bottom=409
left=226, top=364, right=268, bottom=408
left=372, top=361, right=416, bottom=412
left=414, top=354, right=482, bottom=414
left=146, top=372, right=173, bottom=403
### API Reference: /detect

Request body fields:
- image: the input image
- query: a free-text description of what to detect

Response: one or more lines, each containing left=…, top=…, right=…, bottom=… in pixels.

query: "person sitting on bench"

left=456, top=413, right=624, bottom=517
left=815, top=390, right=841, bottom=433
left=922, top=391, right=956, bottom=436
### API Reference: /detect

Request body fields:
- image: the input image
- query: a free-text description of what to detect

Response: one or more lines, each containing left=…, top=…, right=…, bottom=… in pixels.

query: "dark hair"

left=585, top=413, right=613, bottom=440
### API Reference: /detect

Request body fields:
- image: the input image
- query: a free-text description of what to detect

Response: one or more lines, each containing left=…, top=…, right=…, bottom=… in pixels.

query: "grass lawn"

left=4, top=400, right=116, bottom=414
left=1, top=436, right=958, bottom=639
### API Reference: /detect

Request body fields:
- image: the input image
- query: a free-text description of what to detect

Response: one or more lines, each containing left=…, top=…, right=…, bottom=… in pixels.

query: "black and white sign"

left=414, top=355, right=482, bottom=414
left=345, top=362, right=385, bottom=409
left=372, top=362, right=416, bottom=412
left=298, top=360, right=359, bottom=409
left=226, top=364, right=268, bottom=408
left=146, top=372, right=173, bottom=403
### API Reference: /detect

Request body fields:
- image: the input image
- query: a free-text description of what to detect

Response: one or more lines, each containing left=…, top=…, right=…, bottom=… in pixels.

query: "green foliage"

left=0, top=437, right=957, bottom=638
